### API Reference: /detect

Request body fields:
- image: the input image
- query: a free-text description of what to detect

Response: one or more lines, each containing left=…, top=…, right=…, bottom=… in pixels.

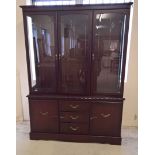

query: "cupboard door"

left=29, top=100, right=58, bottom=133
left=92, top=12, right=128, bottom=94
left=26, top=14, right=58, bottom=93
left=59, top=12, right=91, bottom=95
left=90, top=102, right=123, bottom=136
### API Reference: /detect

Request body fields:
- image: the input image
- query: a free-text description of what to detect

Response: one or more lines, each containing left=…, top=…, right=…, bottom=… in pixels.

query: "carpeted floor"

left=16, top=121, right=137, bottom=155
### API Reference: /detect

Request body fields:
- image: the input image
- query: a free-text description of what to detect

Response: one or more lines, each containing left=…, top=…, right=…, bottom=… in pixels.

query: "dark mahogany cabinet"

left=21, top=3, right=132, bottom=144
left=29, top=100, right=59, bottom=132
left=90, top=102, right=123, bottom=137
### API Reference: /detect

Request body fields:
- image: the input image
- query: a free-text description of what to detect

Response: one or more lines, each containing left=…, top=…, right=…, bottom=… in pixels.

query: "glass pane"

left=27, top=15, right=56, bottom=93
left=93, top=13, right=126, bottom=93
left=60, top=14, right=90, bottom=94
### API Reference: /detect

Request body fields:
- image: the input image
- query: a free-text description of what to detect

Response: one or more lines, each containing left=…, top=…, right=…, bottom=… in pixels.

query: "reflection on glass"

left=93, top=13, right=126, bottom=93
left=60, top=14, right=90, bottom=94
left=27, top=15, right=56, bottom=92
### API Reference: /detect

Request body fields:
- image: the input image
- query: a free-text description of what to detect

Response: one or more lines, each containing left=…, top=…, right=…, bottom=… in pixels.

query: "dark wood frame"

left=91, top=9, right=130, bottom=97
left=21, top=3, right=133, bottom=145
left=22, top=11, right=59, bottom=94
left=21, top=4, right=131, bottom=97
left=57, top=10, right=93, bottom=96
left=20, top=3, right=133, bottom=12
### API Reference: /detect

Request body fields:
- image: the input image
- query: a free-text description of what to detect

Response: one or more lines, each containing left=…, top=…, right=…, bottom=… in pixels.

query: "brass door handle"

left=40, top=112, right=48, bottom=116
left=59, top=54, right=61, bottom=60
left=92, top=53, right=95, bottom=60
left=69, top=104, right=79, bottom=109
left=90, top=116, right=97, bottom=120
left=100, top=113, right=111, bottom=118
left=70, top=115, right=79, bottom=120
left=70, top=126, right=79, bottom=131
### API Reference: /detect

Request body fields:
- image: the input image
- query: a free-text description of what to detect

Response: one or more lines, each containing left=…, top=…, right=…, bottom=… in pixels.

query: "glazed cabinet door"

left=25, top=13, right=58, bottom=93
left=58, top=11, right=92, bottom=95
left=90, top=102, right=123, bottom=136
left=29, top=100, right=59, bottom=133
left=92, top=11, right=129, bottom=95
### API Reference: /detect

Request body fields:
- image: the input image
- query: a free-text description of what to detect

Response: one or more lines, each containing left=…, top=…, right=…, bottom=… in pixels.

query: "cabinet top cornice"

left=20, top=2, right=133, bottom=12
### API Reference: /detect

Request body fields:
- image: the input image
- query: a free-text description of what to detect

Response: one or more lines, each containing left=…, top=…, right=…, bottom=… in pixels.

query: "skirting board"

left=30, top=132, right=122, bottom=145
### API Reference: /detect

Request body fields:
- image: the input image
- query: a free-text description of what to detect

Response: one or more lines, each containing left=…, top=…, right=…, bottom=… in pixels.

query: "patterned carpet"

left=16, top=121, right=138, bottom=155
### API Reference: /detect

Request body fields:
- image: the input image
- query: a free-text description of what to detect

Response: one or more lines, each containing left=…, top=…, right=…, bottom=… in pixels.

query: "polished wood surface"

left=60, top=112, right=89, bottom=123
left=60, top=123, right=89, bottom=134
left=30, top=132, right=122, bottom=145
left=59, top=101, right=89, bottom=112
left=90, top=102, right=123, bottom=136
left=21, top=3, right=132, bottom=144
left=29, top=100, right=59, bottom=132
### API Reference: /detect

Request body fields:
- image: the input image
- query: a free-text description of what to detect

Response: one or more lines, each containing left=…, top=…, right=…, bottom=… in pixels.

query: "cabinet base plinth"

left=30, top=132, right=121, bottom=145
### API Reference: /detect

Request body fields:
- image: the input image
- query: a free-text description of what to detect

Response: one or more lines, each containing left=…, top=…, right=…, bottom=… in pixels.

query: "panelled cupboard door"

left=58, top=11, right=92, bottom=95
left=26, top=13, right=58, bottom=93
left=92, top=11, right=129, bottom=94
left=90, top=102, right=123, bottom=136
left=29, top=100, right=59, bottom=133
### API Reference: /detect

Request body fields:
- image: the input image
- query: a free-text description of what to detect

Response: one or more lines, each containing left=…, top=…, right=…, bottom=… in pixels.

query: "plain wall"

left=16, top=0, right=29, bottom=121
left=16, top=70, right=23, bottom=121
left=16, top=0, right=138, bottom=127
left=123, top=0, right=138, bottom=127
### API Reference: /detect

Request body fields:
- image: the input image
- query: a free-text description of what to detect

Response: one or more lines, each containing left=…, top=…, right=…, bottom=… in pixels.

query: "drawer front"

left=60, top=112, right=89, bottom=123
left=59, top=101, right=89, bottom=112
left=29, top=100, right=59, bottom=133
left=90, top=102, right=123, bottom=136
left=60, top=123, right=89, bottom=134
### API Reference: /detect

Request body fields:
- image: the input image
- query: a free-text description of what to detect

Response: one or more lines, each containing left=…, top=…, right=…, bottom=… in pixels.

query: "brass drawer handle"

left=70, top=115, right=79, bottom=120
left=55, top=54, right=58, bottom=60
left=90, top=116, right=97, bottom=120
left=69, top=104, right=79, bottom=109
left=70, top=126, right=79, bottom=131
left=40, top=112, right=48, bottom=116
left=100, top=113, right=111, bottom=118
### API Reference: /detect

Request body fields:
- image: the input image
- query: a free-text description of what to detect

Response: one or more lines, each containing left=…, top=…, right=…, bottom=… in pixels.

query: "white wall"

left=16, top=0, right=138, bottom=127
left=16, top=70, right=23, bottom=121
left=123, top=0, right=138, bottom=127
left=16, top=0, right=29, bottom=120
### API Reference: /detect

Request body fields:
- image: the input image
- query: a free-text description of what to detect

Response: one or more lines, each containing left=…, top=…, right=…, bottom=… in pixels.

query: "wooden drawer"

left=60, top=112, right=89, bottom=123
left=29, top=100, right=59, bottom=133
left=59, top=101, right=89, bottom=112
left=90, top=102, right=123, bottom=136
left=60, top=123, right=89, bottom=134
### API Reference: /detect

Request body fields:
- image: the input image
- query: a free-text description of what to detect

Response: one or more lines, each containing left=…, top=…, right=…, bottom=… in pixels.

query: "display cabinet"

left=21, top=2, right=132, bottom=144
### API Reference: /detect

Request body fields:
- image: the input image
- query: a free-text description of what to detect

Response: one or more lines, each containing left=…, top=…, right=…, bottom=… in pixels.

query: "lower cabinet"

left=29, top=100, right=59, bottom=133
left=90, top=102, right=123, bottom=137
left=29, top=98, right=123, bottom=144
left=59, top=101, right=89, bottom=135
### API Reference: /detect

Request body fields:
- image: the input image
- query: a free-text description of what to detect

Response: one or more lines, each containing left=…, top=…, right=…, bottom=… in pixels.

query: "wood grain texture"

left=21, top=3, right=131, bottom=144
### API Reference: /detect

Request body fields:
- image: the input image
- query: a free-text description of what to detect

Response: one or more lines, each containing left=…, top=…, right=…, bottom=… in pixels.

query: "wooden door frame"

left=91, top=9, right=131, bottom=97
left=22, top=11, right=58, bottom=95
left=57, top=10, right=93, bottom=96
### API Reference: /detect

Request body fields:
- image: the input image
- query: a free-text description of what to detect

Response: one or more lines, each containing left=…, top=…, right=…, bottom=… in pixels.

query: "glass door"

left=26, top=14, right=58, bottom=93
left=59, top=12, right=91, bottom=95
left=92, top=12, right=128, bottom=94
